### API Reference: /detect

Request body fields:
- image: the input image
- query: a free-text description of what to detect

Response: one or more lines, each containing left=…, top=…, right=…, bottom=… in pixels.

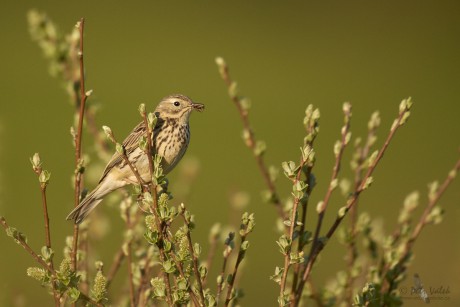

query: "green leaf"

left=67, top=287, right=80, bottom=303
left=148, top=112, right=158, bottom=129
left=6, top=226, right=27, bottom=244
left=143, top=229, right=159, bottom=245
left=276, top=235, right=291, bottom=255
left=41, top=246, right=54, bottom=262
left=38, top=170, right=51, bottom=185
left=193, top=243, right=202, bottom=257
left=30, top=153, right=42, bottom=171
left=269, top=267, right=284, bottom=285
left=162, top=259, right=176, bottom=274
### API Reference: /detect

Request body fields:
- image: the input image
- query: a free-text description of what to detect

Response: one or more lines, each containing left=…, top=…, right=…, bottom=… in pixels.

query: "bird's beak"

left=192, top=102, right=205, bottom=112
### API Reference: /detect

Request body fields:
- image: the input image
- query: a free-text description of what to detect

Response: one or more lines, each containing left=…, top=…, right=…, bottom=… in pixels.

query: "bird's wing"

left=98, top=121, right=147, bottom=183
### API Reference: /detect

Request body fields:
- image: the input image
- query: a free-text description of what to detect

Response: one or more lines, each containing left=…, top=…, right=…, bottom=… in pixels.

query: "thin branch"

left=140, top=111, right=159, bottom=207
left=125, top=207, right=136, bottom=307
left=291, top=109, right=319, bottom=297
left=344, top=113, right=379, bottom=303
left=224, top=233, right=248, bottom=306
left=223, top=213, right=254, bottom=306
left=38, top=186, right=52, bottom=249
left=290, top=166, right=314, bottom=295
left=279, top=157, right=308, bottom=299
left=181, top=206, right=206, bottom=305
left=72, top=17, right=89, bottom=273
left=202, top=228, right=219, bottom=288
left=1, top=217, right=52, bottom=272
left=0, top=217, right=103, bottom=307
left=168, top=251, right=201, bottom=307
left=406, top=157, right=460, bottom=251
left=290, top=104, right=352, bottom=305
left=139, top=109, right=173, bottom=306
left=216, top=235, right=233, bottom=302
left=40, top=188, right=60, bottom=307
left=310, top=104, right=351, bottom=263
left=31, top=162, right=59, bottom=307
left=380, top=157, right=460, bottom=294
left=295, top=103, right=410, bottom=304
left=216, top=58, right=287, bottom=221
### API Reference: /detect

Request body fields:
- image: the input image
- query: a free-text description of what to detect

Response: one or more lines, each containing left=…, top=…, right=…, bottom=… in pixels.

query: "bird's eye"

left=174, top=101, right=180, bottom=107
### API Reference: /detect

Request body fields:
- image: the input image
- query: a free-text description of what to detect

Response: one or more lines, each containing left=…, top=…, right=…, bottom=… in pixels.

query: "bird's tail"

left=66, top=180, right=115, bottom=224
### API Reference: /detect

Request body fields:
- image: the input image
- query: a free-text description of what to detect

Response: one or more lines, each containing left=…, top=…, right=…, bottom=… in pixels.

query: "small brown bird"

left=67, top=94, right=204, bottom=224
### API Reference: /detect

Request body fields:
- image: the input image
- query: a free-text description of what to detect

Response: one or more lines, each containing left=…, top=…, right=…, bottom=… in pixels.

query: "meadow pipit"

left=67, top=94, right=204, bottom=224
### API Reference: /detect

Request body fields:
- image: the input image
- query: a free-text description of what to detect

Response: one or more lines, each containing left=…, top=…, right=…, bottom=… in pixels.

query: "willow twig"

left=279, top=157, right=308, bottom=299
left=216, top=234, right=234, bottom=302
left=181, top=205, right=205, bottom=305
left=291, top=107, right=319, bottom=298
left=125, top=208, right=136, bottom=307
left=202, top=227, right=220, bottom=288
left=380, top=157, right=460, bottom=294
left=72, top=17, right=90, bottom=273
left=344, top=113, right=379, bottom=303
left=295, top=102, right=411, bottom=305
left=31, top=158, right=59, bottom=306
left=168, top=251, right=201, bottom=307
left=216, top=58, right=287, bottom=221
left=224, top=233, right=248, bottom=306
left=0, top=217, right=102, bottom=307
left=139, top=109, right=173, bottom=306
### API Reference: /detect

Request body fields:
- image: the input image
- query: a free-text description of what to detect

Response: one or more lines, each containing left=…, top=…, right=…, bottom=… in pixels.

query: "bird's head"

left=155, top=94, right=204, bottom=123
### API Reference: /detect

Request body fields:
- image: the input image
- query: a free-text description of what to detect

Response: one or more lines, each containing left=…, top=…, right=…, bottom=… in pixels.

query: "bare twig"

left=216, top=58, right=287, bottom=221
left=39, top=186, right=59, bottom=306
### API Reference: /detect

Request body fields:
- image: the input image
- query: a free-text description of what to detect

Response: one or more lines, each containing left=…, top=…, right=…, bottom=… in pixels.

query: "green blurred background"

left=1, top=1, right=459, bottom=306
